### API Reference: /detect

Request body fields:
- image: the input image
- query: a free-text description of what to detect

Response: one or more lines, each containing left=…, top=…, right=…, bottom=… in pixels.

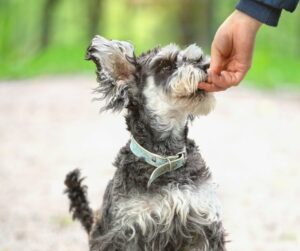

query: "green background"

left=1, top=0, right=300, bottom=89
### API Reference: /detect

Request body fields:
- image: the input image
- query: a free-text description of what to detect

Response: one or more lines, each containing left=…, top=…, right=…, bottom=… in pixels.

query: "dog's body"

left=65, top=36, right=226, bottom=251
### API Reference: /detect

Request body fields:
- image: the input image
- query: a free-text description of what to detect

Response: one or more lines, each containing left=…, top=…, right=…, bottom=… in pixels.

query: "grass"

left=0, top=44, right=94, bottom=79
left=1, top=0, right=300, bottom=90
left=246, top=49, right=300, bottom=89
left=1, top=44, right=300, bottom=90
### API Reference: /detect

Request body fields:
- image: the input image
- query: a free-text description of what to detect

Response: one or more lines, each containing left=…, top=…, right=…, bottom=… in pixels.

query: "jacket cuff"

left=236, top=0, right=282, bottom=26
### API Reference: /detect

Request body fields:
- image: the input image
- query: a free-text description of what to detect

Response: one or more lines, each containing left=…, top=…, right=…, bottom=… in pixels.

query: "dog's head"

left=86, top=36, right=215, bottom=131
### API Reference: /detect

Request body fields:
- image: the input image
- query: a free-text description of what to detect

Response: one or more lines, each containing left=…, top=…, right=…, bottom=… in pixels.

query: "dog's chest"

left=113, top=182, right=221, bottom=248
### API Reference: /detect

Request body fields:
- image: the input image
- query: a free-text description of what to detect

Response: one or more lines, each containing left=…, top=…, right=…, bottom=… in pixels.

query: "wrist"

left=233, top=10, right=262, bottom=32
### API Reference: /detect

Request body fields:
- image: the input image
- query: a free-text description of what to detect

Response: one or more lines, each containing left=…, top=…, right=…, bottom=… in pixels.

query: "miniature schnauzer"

left=65, top=35, right=226, bottom=251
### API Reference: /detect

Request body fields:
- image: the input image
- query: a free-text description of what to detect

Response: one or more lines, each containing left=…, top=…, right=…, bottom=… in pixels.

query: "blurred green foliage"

left=0, top=0, right=299, bottom=88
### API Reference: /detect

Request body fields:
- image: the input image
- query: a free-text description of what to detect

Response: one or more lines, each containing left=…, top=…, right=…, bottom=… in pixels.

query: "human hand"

left=198, top=10, right=262, bottom=92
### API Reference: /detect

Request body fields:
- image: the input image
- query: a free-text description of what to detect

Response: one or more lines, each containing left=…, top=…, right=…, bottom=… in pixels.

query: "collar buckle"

left=130, top=136, right=187, bottom=188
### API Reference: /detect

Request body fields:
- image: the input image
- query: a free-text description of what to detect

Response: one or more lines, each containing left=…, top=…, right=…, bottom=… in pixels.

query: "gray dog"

left=65, top=35, right=227, bottom=251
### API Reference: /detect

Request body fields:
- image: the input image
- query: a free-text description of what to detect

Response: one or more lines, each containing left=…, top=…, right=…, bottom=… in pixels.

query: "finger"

left=209, top=71, right=230, bottom=89
left=198, top=82, right=226, bottom=92
left=209, top=52, right=223, bottom=75
left=210, top=45, right=224, bottom=75
left=209, top=33, right=232, bottom=74
left=210, top=70, right=244, bottom=89
left=207, top=69, right=212, bottom=83
left=221, top=71, right=244, bottom=86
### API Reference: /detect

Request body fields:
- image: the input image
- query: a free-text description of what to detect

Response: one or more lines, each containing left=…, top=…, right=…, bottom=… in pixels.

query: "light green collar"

left=130, top=136, right=187, bottom=188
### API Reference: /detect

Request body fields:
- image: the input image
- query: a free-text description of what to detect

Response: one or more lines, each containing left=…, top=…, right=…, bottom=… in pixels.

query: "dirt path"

left=0, top=75, right=299, bottom=251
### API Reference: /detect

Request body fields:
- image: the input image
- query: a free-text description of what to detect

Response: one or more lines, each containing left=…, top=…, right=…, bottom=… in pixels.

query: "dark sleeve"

left=236, top=0, right=299, bottom=27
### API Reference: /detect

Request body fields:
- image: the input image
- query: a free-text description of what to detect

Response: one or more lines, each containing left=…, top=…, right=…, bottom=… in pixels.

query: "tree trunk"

left=87, top=0, right=103, bottom=38
left=178, top=0, right=214, bottom=47
left=41, top=0, right=59, bottom=49
left=206, top=0, right=215, bottom=45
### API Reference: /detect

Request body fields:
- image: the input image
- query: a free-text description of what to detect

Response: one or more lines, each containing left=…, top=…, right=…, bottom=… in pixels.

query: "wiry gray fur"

left=65, top=35, right=227, bottom=251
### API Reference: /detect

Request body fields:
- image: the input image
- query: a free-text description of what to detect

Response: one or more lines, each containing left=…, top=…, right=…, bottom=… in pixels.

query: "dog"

left=65, top=35, right=226, bottom=251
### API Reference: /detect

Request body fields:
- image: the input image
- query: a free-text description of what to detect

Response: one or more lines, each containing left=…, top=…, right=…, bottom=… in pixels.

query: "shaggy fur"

left=65, top=35, right=227, bottom=251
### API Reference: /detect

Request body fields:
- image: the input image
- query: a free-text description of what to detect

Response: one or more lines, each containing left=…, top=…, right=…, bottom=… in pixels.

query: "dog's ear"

left=149, top=44, right=179, bottom=72
left=86, top=35, right=137, bottom=112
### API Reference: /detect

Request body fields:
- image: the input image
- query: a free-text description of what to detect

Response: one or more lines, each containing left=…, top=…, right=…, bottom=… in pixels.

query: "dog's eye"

left=162, top=65, right=171, bottom=72
left=193, top=56, right=203, bottom=64
left=159, top=61, right=173, bottom=72
left=195, top=58, right=202, bottom=63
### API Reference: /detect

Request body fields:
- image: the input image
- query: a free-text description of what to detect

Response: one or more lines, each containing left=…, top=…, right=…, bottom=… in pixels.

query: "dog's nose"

left=195, top=62, right=210, bottom=73
left=201, top=62, right=210, bottom=72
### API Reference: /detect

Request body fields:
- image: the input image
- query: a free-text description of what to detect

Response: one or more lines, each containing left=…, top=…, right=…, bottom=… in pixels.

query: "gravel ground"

left=0, top=75, right=300, bottom=251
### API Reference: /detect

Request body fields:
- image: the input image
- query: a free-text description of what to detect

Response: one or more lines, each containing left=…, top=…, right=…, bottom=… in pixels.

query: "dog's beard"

left=168, top=65, right=207, bottom=98
left=174, top=92, right=216, bottom=116
left=166, top=67, right=215, bottom=116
